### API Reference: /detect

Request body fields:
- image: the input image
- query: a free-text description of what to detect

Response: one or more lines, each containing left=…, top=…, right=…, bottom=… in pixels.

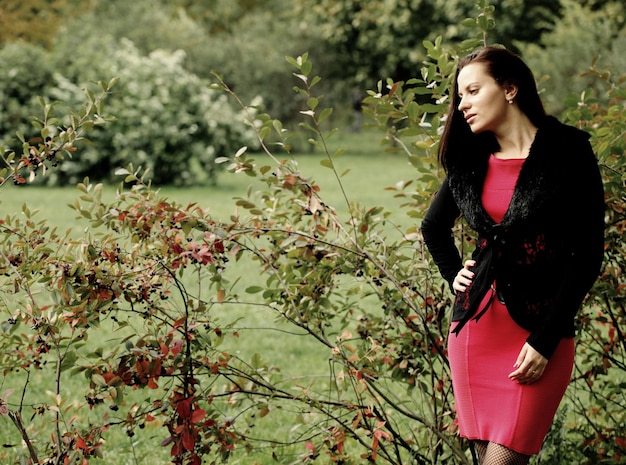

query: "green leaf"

left=91, top=373, right=107, bottom=386
left=461, top=18, right=477, bottom=27
left=107, top=76, right=120, bottom=90
left=320, top=159, right=334, bottom=169
left=61, top=351, right=79, bottom=372
left=332, top=148, right=345, bottom=158
left=259, top=126, right=271, bottom=140
left=477, top=14, right=489, bottom=31
left=407, top=101, right=420, bottom=121
left=245, top=286, right=264, bottom=294
left=318, top=107, right=333, bottom=124
left=301, top=60, right=312, bottom=77
left=273, top=119, right=284, bottom=134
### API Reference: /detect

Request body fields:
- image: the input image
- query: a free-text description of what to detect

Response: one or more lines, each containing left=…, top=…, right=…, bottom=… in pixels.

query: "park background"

left=0, top=1, right=625, bottom=464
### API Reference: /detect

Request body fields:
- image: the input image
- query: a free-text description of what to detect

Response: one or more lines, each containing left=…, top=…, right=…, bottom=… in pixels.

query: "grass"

left=2, top=129, right=414, bottom=227
left=0, top=128, right=424, bottom=464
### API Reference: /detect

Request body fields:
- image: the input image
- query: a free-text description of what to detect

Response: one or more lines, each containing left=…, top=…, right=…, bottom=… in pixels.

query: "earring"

left=507, top=99, right=514, bottom=104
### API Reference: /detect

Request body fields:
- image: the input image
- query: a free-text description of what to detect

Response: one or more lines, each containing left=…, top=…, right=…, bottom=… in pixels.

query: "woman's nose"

left=458, top=97, right=468, bottom=112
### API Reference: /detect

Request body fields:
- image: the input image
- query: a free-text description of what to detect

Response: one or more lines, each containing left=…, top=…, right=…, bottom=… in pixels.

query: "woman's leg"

left=473, top=440, right=488, bottom=463
left=483, top=442, right=530, bottom=465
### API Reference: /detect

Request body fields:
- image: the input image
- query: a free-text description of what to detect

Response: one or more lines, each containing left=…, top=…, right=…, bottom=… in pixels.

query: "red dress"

left=448, top=155, right=574, bottom=455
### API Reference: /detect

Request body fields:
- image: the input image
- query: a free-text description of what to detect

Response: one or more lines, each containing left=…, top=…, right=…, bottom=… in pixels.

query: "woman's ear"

left=504, top=83, right=518, bottom=103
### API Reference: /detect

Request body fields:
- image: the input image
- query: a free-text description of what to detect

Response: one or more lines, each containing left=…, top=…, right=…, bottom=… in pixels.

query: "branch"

left=8, top=411, right=39, bottom=463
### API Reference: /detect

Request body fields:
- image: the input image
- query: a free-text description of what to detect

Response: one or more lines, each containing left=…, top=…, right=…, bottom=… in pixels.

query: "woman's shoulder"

left=533, top=117, right=600, bottom=183
left=531, top=117, right=594, bottom=167
left=539, top=116, right=591, bottom=143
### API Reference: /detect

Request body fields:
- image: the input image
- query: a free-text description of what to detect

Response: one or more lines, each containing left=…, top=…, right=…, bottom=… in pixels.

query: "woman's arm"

left=526, top=136, right=605, bottom=358
left=421, top=178, right=463, bottom=290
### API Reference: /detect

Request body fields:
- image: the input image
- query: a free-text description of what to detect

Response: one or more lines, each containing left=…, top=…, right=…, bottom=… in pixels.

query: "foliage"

left=54, top=0, right=207, bottom=63
left=0, top=0, right=79, bottom=48
left=0, top=79, right=114, bottom=188
left=0, top=2, right=624, bottom=465
left=555, top=61, right=626, bottom=464
left=0, top=41, right=55, bottom=147
left=0, top=1, right=261, bottom=187
left=186, top=0, right=327, bottom=125
left=48, top=37, right=258, bottom=186
left=291, top=0, right=563, bottom=86
left=54, top=0, right=329, bottom=126
left=517, top=0, right=626, bottom=114
left=170, top=0, right=279, bottom=35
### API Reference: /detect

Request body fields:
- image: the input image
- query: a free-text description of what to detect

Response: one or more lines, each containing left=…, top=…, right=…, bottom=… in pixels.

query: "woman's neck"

left=493, top=116, right=538, bottom=160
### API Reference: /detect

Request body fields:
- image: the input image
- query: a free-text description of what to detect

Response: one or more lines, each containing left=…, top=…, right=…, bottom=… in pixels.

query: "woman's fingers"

left=453, top=260, right=476, bottom=292
left=508, top=343, right=548, bottom=384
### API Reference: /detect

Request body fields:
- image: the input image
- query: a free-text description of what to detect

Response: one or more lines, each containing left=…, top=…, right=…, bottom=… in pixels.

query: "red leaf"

left=176, top=397, right=193, bottom=418
left=181, top=429, right=195, bottom=451
left=190, top=408, right=206, bottom=424
left=76, top=435, right=87, bottom=451
left=214, top=239, right=224, bottom=253
left=171, top=339, right=184, bottom=355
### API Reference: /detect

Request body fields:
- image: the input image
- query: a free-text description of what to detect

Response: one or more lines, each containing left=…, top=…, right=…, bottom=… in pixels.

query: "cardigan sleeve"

left=526, top=135, right=605, bottom=358
left=421, top=178, right=463, bottom=291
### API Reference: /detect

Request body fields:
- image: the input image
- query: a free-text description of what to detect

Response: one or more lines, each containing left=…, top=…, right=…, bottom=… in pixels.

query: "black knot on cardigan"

left=451, top=225, right=506, bottom=336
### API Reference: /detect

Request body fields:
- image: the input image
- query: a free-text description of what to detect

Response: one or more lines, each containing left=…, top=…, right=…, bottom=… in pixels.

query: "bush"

left=0, top=41, right=55, bottom=146
left=517, top=0, right=626, bottom=114
left=47, top=37, right=259, bottom=186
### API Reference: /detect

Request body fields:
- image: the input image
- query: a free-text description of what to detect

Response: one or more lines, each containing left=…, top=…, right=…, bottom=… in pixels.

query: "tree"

left=0, top=0, right=86, bottom=47
left=516, top=0, right=626, bottom=114
left=290, top=0, right=563, bottom=87
left=169, top=0, right=271, bottom=35
left=52, top=0, right=322, bottom=130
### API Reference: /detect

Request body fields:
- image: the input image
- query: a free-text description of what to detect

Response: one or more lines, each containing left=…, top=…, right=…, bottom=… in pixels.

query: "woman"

left=421, top=46, right=604, bottom=464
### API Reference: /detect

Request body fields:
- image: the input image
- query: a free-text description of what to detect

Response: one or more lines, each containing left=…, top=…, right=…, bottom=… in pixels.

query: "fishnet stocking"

left=473, top=440, right=488, bottom=463
left=482, top=442, right=530, bottom=465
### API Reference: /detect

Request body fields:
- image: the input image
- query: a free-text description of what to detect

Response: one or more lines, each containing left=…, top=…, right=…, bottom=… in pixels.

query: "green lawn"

left=2, top=129, right=415, bottom=229
left=0, top=129, right=428, bottom=464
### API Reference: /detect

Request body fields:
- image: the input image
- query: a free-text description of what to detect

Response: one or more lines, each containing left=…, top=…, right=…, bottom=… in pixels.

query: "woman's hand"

left=508, top=343, right=548, bottom=384
left=453, top=260, right=476, bottom=293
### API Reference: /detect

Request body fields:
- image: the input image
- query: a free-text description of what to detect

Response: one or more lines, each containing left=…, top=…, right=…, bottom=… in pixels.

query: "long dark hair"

left=437, top=46, right=546, bottom=171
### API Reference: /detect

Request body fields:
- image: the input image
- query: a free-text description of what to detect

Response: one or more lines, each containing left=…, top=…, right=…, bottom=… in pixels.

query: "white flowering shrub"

left=48, top=38, right=259, bottom=185
left=0, top=42, right=55, bottom=147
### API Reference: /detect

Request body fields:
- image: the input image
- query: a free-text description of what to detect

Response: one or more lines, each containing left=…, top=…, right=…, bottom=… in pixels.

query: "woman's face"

left=456, top=62, right=511, bottom=134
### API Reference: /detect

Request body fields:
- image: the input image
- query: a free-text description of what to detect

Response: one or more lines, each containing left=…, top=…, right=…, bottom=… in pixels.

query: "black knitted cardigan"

left=421, top=117, right=605, bottom=358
